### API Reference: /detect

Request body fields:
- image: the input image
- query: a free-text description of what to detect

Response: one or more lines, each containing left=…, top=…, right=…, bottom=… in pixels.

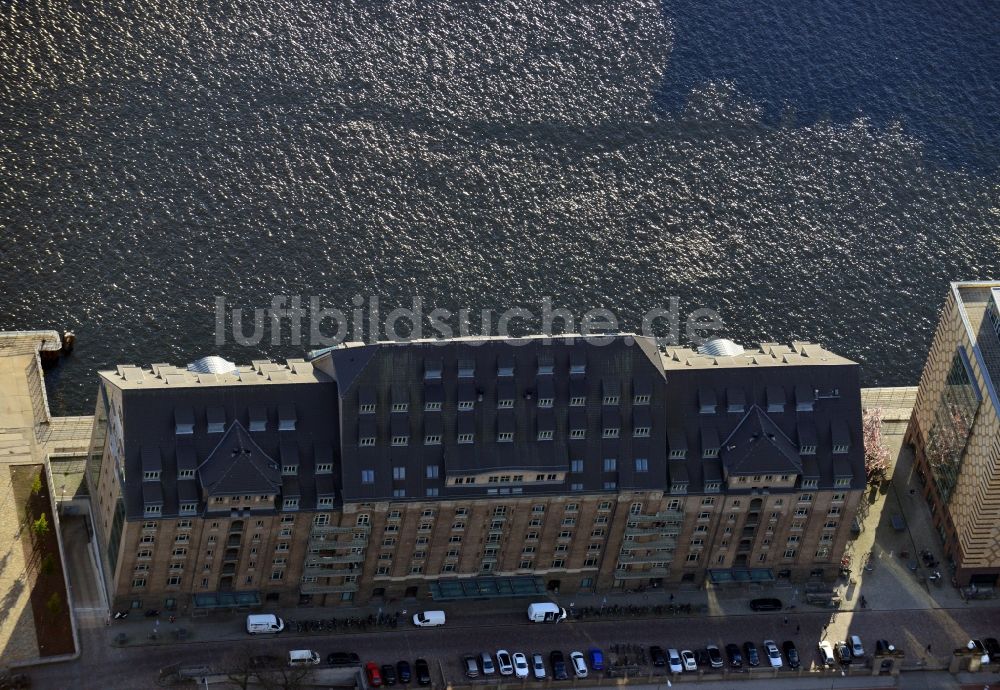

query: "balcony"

left=304, top=552, right=365, bottom=564
left=617, top=552, right=674, bottom=564
left=226, top=535, right=242, bottom=548
left=300, top=582, right=359, bottom=594
left=310, top=524, right=370, bottom=536
left=615, top=567, right=670, bottom=579
left=303, top=566, right=359, bottom=578
left=620, top=537, right=676, bottom=551
left=625, top=524, right=681, bottom=537
left=629, top=510, right=684, bottom=523
left=309, top=537, right=369, bottom=550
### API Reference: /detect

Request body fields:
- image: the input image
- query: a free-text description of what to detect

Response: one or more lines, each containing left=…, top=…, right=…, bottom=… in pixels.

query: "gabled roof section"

left=720, top=405, right=802, bottom=476
left=197, top=420, right=281, bottom=495
left=311, top=343, right=379, bottom=394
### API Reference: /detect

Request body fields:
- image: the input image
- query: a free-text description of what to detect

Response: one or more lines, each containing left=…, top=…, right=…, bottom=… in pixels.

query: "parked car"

left=550, top=651, right=568, bottom=680
left=763, top=640, right=783, bottom=669
left=365, top=662, right=383, bottom=687
left=968, top=640, right=990, bottom=664
left=725, top=643, right=743, bottom=668
left=706, top=644, right=724, bottom=669
left=667, top=648, right=683, bottom=674
left=496, top=650, right=514, bottom=676
left=412, top=611, right=446, bottom=627
left=817, top=640, right=835, bottom=667
left=462, top=655, right=479, bottom=679
left=414, top=658, right=431, bottom=686
left=834, top=641, right=852, bottom=666
left=743, top=641, right=760, bottom=667
left=381, top=664, right=398, bottom=686
left=513, top=653, right=529, bottom=679
left=328, top=652, right=361, bottom=667
left=984, top=638, right=1000, bottom=663
left=588, top=648, right=604, bottom=671
left=680, top=649, right=697, bottom=671
left=570, top=652, right=588, bottom=678
left=480, top=652, right=496, bottom=675
left=749, top=598, right=783, bottom=611
left=694, top=649, right=710, bottom=668
left=850, top=635, right=865, bottom=658
left=396, top=660, right=411, bottom=683
left=649, top=645, right=667, bottom=667
left=782, top=641, right=800, bottom=669
left=875, top=639, right=896, bottom=655
left=532, top=653, right=547, bottom=680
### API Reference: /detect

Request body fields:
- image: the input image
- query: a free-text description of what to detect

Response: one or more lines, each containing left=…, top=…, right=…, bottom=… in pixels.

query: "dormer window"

left=424, top=401, right=442, bottom=412
left=248, top=406, right=267, bottom=432
left=633, top=394, right=650, bottom=405
left=278, top=404, right=296, bottom=431
left=458, top=359, right=475, bottom=378
left=633, top=426, right=650, bottom=438
left=424, top=434, right=442, bottom=445
left=669, top=449, right=686, bottom=460
left=458, top=401, right=474, bottom=411
left=359, top=403, right=376, bottom=414
left=497, top=398, right=514, bottom=409
left=391, top=402, right=409, bottom=413
left=175, top=409, right=194, bottom=435
left=570, top=353, right=586, bottom=375
left=282, top=497, right=299, bottom=511
left=570, top=396, right=586, bottom=406
left=316, top=463, right=333, bottom=474
left=497, top=356, right=514, bottom=377
left=703, top=447, right=718, bottom=458
left=206, top=407, right=225, bottom=433
left=602, top=395, right=620, bottom=405
left=282, top=464, right=298, bottom=476
left=179, top=502, right=197, bottom=515
left=359, top=436, right=376, bottom=447
left=602, top=427, right=620, bottom=439
left=800, top=444, right=816, bottom=455
left=317, top=497, right=334, bottom=508
left=424, top=358, right=442, bottom=380
left=391, top=435, right=409, bottom=446
left=766, top=386, right=786, bottom=413
left=570, top=429, right=586, bottom=440
left=143, top=471, right=160, bottom=481
left=795, top=384, right=815, bottom=412
left=698, top=388, right=717, bottom=414
left=537, top=356, right=554, bottom=376
left=537, top=430, right=553, bottom=441
left=726, top=388, right=745, bottom=414
left=178, top=469, right=195, bottom=479
left=833, top=443, right=849, bottom=454
left=537, top=397, right=553, bottom=408
left=497, top=432, right=514, bottom=442
left=144, top=504, right=162, bottom=517
left=457, top=433, right=474, bottom=444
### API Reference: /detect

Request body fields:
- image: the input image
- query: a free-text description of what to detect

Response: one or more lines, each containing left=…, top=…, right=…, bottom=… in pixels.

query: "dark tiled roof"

left=720, top=407, right=803, bottom=476
left=197, top=421, right=281, bottom=495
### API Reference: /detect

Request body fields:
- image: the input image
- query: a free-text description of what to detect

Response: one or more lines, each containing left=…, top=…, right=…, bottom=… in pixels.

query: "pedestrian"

left=796, top=624, right=800, bottom=634
left=926, top=644, right=932, bottom=653
left=783, top=616, right=788, bottom=625
left=669, top=593, right=674, bottom=602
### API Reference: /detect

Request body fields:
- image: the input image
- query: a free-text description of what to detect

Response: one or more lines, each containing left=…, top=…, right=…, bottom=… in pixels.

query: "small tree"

left=863, top=407, right=890, bottom=482
left=31, top=473, right=43, bottom=495
left=40, top=553, right=56, bottom=576
left=46, top=592, right=62, bottom=617
left=33, top=512, right=50, bottom=538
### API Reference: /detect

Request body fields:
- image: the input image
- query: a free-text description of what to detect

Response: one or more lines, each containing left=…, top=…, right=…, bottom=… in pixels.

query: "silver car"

left=531, top=653, right=547, bottom=680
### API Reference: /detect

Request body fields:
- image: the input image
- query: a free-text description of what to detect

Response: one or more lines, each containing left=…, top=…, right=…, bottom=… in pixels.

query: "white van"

left=246, top=613, right=285, bottom=634
left=412, top=610, right=446, bottom=627
left=527, top=602, right=567, bottom=623
left=288, top=650, right=321, bottom=667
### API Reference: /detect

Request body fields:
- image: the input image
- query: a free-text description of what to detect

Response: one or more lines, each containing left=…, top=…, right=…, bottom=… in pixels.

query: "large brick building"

left=85, top=334, right=865, bottom=613
left=905, top=281, right=1000, bottom=588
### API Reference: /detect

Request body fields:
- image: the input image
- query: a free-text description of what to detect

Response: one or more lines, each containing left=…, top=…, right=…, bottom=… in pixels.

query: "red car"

left=366, top=661, right=383, bottom=687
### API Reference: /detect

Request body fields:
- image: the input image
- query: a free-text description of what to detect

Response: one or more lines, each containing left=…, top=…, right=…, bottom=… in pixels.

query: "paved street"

left=22, top=601, right=1000, bottom=689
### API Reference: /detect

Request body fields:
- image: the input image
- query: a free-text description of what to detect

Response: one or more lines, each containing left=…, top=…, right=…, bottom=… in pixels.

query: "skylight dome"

left=187, top=356, right=238, bottom=375
left=698, top=338, right=745, bottom=357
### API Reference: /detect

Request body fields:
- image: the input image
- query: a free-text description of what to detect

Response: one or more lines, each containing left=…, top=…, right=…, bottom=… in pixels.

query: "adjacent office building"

left=906, top=281, right=1000, bottom=588
left=85, top=334, right=864, bottom=612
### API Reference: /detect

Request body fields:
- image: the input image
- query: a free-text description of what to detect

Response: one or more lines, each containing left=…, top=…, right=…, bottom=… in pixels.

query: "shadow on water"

left=654, top=0, right=1000, bottom=169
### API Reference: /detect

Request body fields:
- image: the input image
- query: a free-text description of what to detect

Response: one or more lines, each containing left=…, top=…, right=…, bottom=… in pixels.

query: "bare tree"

left=863, top=407, right=890, bottom=482
left=257, top=665, right=315, bottom=690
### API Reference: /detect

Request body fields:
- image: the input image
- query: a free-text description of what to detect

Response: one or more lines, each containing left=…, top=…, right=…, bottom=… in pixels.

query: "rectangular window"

left=603, top=458, right=617, bottom=472
left=359, top=437, right=376, bottom=447
left=537, top=430, right=553, bottom=441
left=497, top=432, right=514, bottom=442
left=392, top=466, right=406, bottom=480
left=458, top=401, right=475, bottom=411
left=424, top=434, right=442, bottom=445
left=633, top=426, right=651, bottom=437
left=317, top=497, right=334, bottom=508
left=361, top=470, right=375, bottom=484
left=282, top=498, right=299, bottom=510
left=570, top=483, right=584, bottom=491
left=633, top=394, right=650, bottom=405
left=570, top=396, right=586, bottom=406
left=457, top=433, right=474, bottom=444
left=132, top=577, right=146, bottom=588
left=391, top=435, right=409, bottom=446
left=537, top=397, right=554, bottom=408
left=634, top=458, right=648, bottom=472
left=424, top=401, right=442, bottom=412
left=602, top=427, right=620, bottom=438
left=359, top=403, right=376, bottom=414
left=391, top=402, right=408, bottom=413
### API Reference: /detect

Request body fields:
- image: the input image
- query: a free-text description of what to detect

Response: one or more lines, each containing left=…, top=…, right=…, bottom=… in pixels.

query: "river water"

left=1, top=0, right=998, bottom=414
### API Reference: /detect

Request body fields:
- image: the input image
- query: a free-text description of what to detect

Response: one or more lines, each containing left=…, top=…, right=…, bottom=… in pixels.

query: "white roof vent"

left=697, top=338, right=745, bottom=357
left=187, top=356, right=238, bottom=375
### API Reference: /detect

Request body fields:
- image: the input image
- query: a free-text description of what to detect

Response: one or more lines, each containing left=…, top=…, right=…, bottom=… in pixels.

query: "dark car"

left=725, top=643, right=743, bottom=668
left=834, top=641, right=852, bottom=666
left=706, top=645, right=724, bottom=669
left=984, top=638, right=1000, bottom=663
left=549, top=651, right=568, bottom=680
left=782, top=641, right=800, bottom=669
left=749, top=598, right=783, bottom=611
left=649, top=645, right=667, bottom=667
left=462, top=655, right=479, bottom=679
left=414, top=658, right=431, bottom=686
left=328, top=652, right=362, bottom=666
left=249, top=654, right=283, bottom=670
left=694, top=649, right=711, bottom=667
left=875, top=640, right=896, bottom=656
left=588, top=648, right=604, bottom=671
left=381, top=664, right=398, bottom=686
left=397, top=660, right=412, bottom=683
left=743, top=642, right=760, bottom=667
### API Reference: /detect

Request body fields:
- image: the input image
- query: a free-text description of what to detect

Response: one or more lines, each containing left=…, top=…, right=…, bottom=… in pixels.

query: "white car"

left=850, top=635, right=865, bottom=658
left=818, top=640, right=835, bottom=667
left=668, top=648, right=683, bottom=673
left=680, top=649, right=697, bottom=671
left=496, top=650, right=514, bottom=676
left=764, top=640, right=783, bottom=668
left=512, top=652, right=529, bottom=679
left=531, top=653, right=547, bottom=680
left=570, top=651, right=588, bottom=678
